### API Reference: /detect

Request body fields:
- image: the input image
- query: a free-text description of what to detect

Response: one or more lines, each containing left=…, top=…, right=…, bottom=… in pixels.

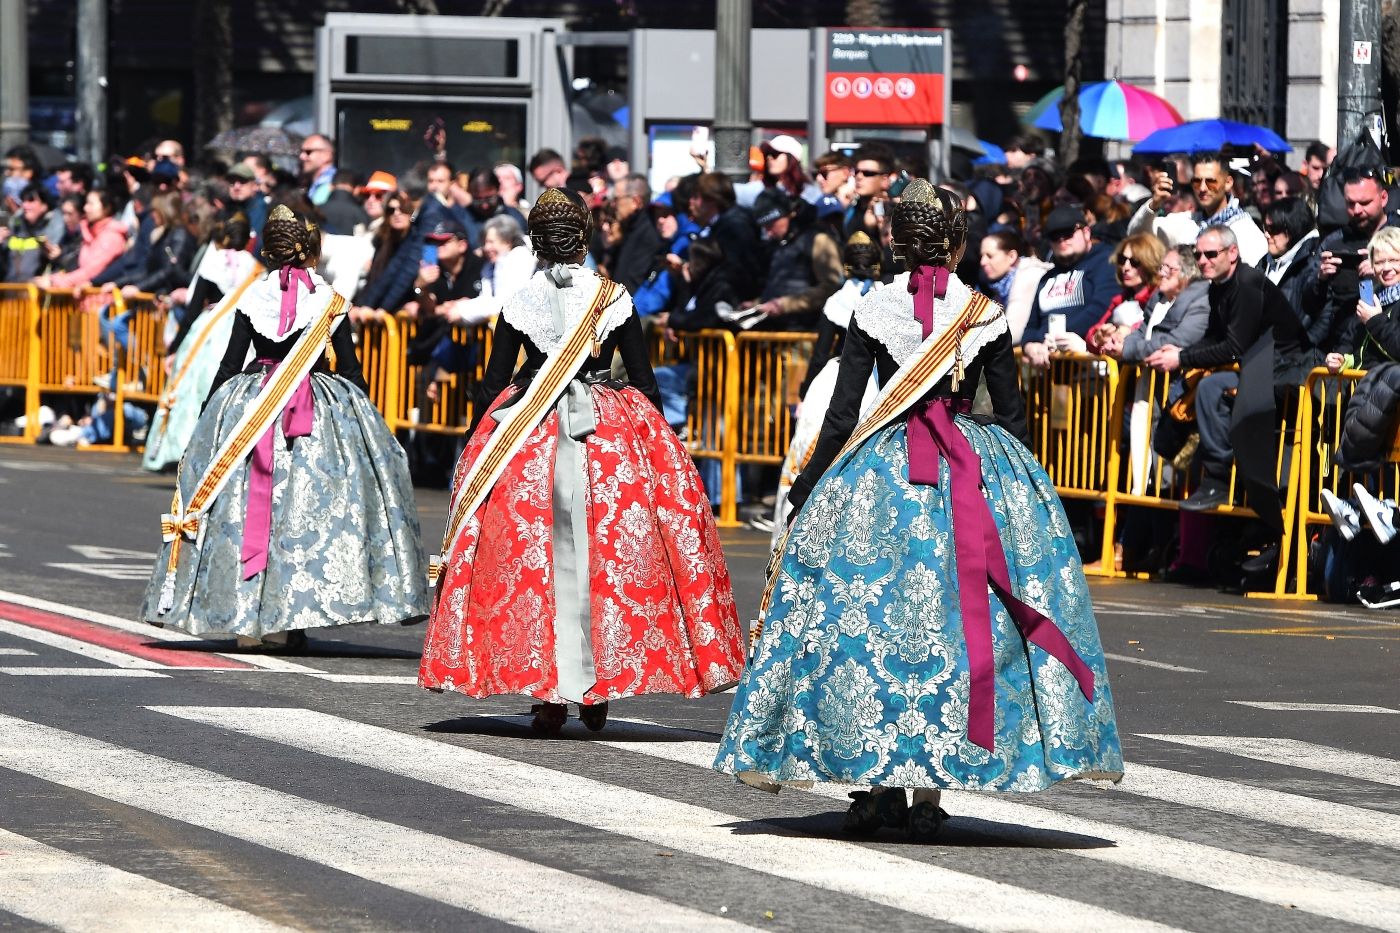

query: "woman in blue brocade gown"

left=713, top=182, right=1122, bottom=842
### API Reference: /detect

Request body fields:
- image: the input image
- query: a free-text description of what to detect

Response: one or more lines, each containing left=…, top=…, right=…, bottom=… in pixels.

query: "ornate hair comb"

left=899, top=178, right=939, bottom=208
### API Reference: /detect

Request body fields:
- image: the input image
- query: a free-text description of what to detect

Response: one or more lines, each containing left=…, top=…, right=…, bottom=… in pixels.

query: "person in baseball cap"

left=1020, top=201, right=1118, bottom=366
left=752, top=187, right=794, bottom=232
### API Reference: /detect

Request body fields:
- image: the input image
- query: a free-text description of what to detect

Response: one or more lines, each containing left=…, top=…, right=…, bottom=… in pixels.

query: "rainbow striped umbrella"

left=1026, top=81, right=1183, bottom=141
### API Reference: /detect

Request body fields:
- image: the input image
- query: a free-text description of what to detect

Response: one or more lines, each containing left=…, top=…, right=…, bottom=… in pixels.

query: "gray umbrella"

left=204, top=126, right=305, bottom=159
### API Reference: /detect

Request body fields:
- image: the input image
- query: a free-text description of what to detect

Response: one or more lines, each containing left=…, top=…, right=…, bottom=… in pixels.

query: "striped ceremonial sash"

left=431, top=278, right=619, bottom=585
left=755, top=291, right=997, bottom=627
left=160, top=293, right=348, bottom=582
left=160, top=268, right=264, bottom=411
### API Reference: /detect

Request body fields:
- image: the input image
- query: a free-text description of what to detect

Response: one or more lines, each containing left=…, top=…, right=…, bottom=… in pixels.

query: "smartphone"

left=1360, top=278, right=1375, bottom=305
left=421, top=243, right=439, bottom=266
left=1159, top=160, right=1177, bottom=192
left=1337, top=251, right=1365, bottom=269
left=0, top=210, right=10, bottom=229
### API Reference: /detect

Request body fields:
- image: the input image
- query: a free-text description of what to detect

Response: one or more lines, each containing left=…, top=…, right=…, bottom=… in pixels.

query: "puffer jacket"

left=1336, top=361, right=1400, bottom=472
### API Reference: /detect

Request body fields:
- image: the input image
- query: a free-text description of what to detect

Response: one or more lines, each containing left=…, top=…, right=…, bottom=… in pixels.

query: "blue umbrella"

left=1133, top=119, right=1292, bottom=155
left=973, top=140, right=1007, bottom=165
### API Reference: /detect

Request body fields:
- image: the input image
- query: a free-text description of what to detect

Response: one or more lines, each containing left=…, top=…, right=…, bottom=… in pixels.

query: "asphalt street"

left=0, top=443, right=1398, bottom=932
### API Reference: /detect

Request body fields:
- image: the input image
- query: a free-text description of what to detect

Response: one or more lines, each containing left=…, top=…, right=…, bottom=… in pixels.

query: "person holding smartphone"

left=1, top=184, right=64, bottom=283
left=1325, top=226, right=1400, bottom=373
left=1307, top=168, right=1391, bottom=361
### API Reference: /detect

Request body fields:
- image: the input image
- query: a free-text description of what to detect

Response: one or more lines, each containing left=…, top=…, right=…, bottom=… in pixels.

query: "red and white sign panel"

left=825, top=28, right=947, bottom=126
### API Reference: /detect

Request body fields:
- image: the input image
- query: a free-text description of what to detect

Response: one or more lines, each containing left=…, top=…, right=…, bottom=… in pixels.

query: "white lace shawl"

left=188, top=246, right=256, bottom=296
left=237, top=268, right=338, bottom=340
left=822, top=278, right=866, bottom=330
left=852, top=271, right=1007, bottom=367
left=499, top=266, right=634, bottom=354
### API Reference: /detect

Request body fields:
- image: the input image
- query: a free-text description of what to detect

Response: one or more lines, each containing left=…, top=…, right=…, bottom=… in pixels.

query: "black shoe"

left=906, top=802, right=950, bottom=843
left=842, top=789, right=908, bottom=835
left=530, top=702, right=568, bottom=735
left=1240, top=543, right=1280, bottom=576
left=1180, top=482, right=1230, bottom=512
left=578, top=702, right=609, bottom=732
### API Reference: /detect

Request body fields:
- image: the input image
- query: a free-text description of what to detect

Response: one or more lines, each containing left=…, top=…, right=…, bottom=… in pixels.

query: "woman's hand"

left=1325, top=352, right=1346, bottom=374
left=1357, top=298, right=1383, bottom=323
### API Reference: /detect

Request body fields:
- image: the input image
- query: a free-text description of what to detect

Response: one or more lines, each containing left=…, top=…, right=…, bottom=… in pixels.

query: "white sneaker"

left=1320, top=489, right=1362, bottom=541
left=1353, top=483, right=1398, bottom=546
left=92, top=372, right=113, bottom=391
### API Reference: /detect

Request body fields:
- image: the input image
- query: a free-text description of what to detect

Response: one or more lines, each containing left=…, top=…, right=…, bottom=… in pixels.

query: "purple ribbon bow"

left=239, top=358, right=316, bottom=580
left=903, top=264, right=1096, bottom=752
left=277, top=265, right=314, bottom=337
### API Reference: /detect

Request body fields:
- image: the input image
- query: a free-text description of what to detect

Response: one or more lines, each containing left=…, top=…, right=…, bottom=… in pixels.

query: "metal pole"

left=76, top=0, right=108, bottom=166
left=0, top=0, right=29, bottom=152
left=713, top=0, right=752, bottom=183
left=1338, top=0, right=1383, bottom=148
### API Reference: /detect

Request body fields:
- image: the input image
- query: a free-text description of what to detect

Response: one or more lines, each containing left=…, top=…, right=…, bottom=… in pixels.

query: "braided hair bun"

left=261, top=204, right=321, bottom=269
left=528, top=187, right=593, bottom=264
left=843, top=231, right=882, bottom=281
left=890, top=178, right=968, bottom=269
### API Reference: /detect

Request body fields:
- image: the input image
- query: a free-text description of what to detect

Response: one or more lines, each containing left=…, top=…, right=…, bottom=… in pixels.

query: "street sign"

left=824, top=27, right=947, bottom=126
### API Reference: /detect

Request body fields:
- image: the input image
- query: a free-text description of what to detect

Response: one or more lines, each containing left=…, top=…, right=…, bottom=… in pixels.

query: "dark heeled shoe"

left=842, top=789, right=908, bottom=835
left=530, top=702, right=568, bottom=735
left=906, top=802, right=950, bottom=843
left=578, top=702, right=609, bottom=732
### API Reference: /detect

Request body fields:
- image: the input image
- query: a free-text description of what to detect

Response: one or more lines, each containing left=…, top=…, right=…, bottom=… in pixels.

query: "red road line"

left=0, top=600, right=252, bottom=670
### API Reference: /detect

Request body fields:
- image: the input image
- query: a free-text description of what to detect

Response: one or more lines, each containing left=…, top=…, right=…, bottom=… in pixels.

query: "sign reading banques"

left=825, top=27, right=947, bottom=126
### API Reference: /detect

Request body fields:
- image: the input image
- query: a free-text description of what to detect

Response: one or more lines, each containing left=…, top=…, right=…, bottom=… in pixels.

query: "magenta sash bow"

left=277, top=265, right=314, bottom=337
left=239, top=358, right=315, bottom=580
left=904, top=265, right=1096, bottom=752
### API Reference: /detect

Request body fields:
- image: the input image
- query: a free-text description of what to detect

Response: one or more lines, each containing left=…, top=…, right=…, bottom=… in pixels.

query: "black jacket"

left=118, top=226, right=195, bottom=295
left=1256, top=233, right=1324, bottom=346
left=704, top=206, right=763, bottom=302
left=670, top=268, right=741, bottom=333
left=1350, top=297, right=1400, bottom=367
left=319, top=189, right=369, bottom=237
left=609, top=211, right=664, bottom=294
left=1337, top=362, right=1400, bottom=471
left=1302, top=225, right=1376, bottom=354
left=788, top=321, right=1028, bottom=513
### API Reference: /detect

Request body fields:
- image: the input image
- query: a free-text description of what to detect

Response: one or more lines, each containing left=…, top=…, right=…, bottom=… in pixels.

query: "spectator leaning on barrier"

left=1021, top=203, right=1118, bottom=367
left=1146, top=224, right=1313, bottom=572
left=977, top=229, right=1051, bottom=344
left=37, top=189, right=127, bottom=290
left=1305, top=168, right=1390, bottom=361
left=1325, top=225, right=1400, bottom=373
left=1082, top=233, right=1164, bottom=354
left=1101, top=244, right=1210, bottom=364
left=299, top=134, right=337, bottom=206
left=1, top=183, right=64, bottom=282
left=1130, top=151, right=1269, bottom=267
left=607, top=173, right=664, bottom=293
left=353, top=190, right=419, bottom=318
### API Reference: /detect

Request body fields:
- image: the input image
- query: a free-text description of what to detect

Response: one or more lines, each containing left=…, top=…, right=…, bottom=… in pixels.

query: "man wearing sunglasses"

left=1130, top=151, right=1268, bottom=267
left=1020, top=203, right=1118, bottom=367
left=1304, top=168, right=1391, bottom=360
left=299, top=134, right=337, bottom=207
left=1146, top=225, right=1312, bottom=575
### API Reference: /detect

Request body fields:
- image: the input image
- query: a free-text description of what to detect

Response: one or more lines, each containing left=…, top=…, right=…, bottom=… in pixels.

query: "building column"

left=1288, top=0, right=1342, bottom=158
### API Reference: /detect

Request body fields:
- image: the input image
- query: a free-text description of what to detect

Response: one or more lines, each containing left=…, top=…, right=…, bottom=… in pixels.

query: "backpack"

left=1317, top=119, right=1393, bottom=234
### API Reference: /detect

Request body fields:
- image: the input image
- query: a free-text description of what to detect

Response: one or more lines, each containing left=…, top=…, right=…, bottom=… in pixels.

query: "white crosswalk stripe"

left=147, top=706, right=1184, bottom=933
left=580, top=718, right=1400, bottom=932
left=0, top=620, right=165, bottom=669
left=1140, top=734, right=1400, bottom=787
left=0, top=713, right=750, bottom=933
left=0, top=827, right=295, bottom=932
left=4, top=700, right=1400, bottom=933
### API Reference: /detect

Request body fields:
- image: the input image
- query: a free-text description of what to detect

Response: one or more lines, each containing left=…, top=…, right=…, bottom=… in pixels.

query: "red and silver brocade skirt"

left=419, top=382, right=746, bottom=704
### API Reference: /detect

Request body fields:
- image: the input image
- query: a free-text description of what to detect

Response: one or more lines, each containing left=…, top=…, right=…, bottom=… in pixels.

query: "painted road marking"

left=0, top=620, right=167, bottom=669
left=0, top=713, right=749, bottom=933
left=1229, top=701, right=1400, bottom=715
left=1103, top=653, right=1205, bottom=673
left=0, top=648, right=34, bottom=656
left=0, top=826, right=295, bottom=933
left=149, top=706, right=1185, bottom=933
left=0, top=590, right=321, bottom=674
left=0, top=667, right=167, bottom=678
left=43, top=562, right=152, bottom=581
left=1211, top=624, right=1400, bottom=642
left=305, top=673, right=420, bottom=685
left=67, top=545, right=158, bottom=561
left=0, top=601, right=249, bottom=670
left=1140, top=734, right=1400, bottom=788
left=1118, top=763, right=1400, bottom=850
left=585, top=717, right=1400, bottom=933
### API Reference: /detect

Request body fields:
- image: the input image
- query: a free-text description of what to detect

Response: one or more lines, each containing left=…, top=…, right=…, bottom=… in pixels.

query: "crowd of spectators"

left=4, top=124, right=1398, bottom=601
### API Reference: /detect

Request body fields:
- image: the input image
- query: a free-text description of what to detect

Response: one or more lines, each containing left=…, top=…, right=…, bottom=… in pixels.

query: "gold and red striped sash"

left=431, top=278, right=619, bottom=584
left=755, top=290, right=997, bottom=626
left=160, top=267, right=264, bottom=411
left=160, top=293, right=348, bottom=575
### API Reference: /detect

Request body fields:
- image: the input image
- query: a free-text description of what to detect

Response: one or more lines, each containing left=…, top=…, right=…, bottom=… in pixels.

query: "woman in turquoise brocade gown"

left=713, top=181, right=1123, bottom=842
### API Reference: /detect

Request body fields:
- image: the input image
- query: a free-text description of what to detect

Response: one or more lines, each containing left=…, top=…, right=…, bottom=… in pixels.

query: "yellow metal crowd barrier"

left=353, top=313, right=402, bottom=420
left=108, top=290, right=169, bottom=452
left=0, top=284, right=40, bottom=442
left=384, top=315, right=494, bottom=437
left=1291, top=368, right=1400, bottom=598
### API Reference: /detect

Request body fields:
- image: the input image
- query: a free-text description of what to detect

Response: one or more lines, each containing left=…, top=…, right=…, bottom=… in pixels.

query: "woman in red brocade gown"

left=418, top=187, right=745, bottom=733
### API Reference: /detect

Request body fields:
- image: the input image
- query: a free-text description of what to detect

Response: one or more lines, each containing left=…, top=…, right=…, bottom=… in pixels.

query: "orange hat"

left=360, top=170, right=398, bottom=195
left=748, top=146, right=764, bottom=172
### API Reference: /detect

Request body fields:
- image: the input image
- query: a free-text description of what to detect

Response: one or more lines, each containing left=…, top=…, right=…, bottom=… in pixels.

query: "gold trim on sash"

left=755, top=291, right=998, bottom=633
left=432, top=278, right=619, bottom=587
left=160, top=267, right=264, bottom=412
left=158, top=293, right=348, bottom=608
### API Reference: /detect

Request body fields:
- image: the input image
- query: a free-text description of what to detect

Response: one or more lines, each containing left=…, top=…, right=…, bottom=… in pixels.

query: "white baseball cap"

left=761, top=134, right=805, bottom=160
